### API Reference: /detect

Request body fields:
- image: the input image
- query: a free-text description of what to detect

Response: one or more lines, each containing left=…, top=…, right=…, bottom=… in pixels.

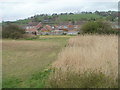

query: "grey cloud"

left=0, top=0, right=118, bottom=21
left=56, top=2, right=118, bottom=13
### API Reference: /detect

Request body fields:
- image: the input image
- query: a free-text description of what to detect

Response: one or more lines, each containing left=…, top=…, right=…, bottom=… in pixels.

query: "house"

left=45, top=25, right=52, bottom=31
left=26, top=26, right=36, bottom=29
left=40, top=27, right=48, bottom=32
left=25, top=21, right=84, bottom=35
left=55, top=25, right=68, bottom=31
left=25, top=22, right=43, bottom=35
left=67, top=25, right=74, bottom=30
left=67, top=30, right=79, bottom=35
left=39, top=32, right=51, bottom=35
left=111, top=22, right=120, bottom=29
left=51, top=30, right=65, bottom=35
left=26, top=28, right=38, bottom=35
left=55, top=24, right=81, bottom=31
left=40, top=25, right=52, bottom=32
left=35, top=22, right=43, bottom=30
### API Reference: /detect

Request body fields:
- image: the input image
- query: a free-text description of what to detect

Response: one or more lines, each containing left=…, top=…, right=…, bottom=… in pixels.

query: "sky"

left=0, top=0, right=119, bottom=21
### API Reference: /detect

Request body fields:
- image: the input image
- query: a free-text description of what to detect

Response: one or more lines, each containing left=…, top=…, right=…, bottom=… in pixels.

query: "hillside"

left=8, top=13, right=104, bottom=26
left=3, top=11, right=118, bottom=26
left=57, top=14, right=103, bottom=21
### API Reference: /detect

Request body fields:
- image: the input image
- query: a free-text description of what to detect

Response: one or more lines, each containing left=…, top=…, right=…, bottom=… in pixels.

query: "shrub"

left=2, top=23, right=25, bottom=39
left=62, top=33, right=67, bottom=35
left=81, top=21, right=118, bottom=34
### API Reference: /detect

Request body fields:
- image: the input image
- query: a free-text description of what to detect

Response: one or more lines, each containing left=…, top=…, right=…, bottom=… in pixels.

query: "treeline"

left=95, top=11, right=118, bottom=22
left=30, top=11, right=117, bottom=17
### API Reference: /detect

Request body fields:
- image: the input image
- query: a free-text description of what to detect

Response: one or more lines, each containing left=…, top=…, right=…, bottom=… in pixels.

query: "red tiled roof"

left=67, top=25, right=74, bottom=28
left=59, top=28, right=68, bottom=31
left=35, top=23, right=42, bottom=29
left=26, top=28, right=38, bottom=32
left=45, top=25, right=52, bottom=31
left=41, top=28, right=47, bottom=31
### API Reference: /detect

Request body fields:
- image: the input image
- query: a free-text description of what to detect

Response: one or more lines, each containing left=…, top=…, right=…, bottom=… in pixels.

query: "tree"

left=71, top=19, right=75, bottom=25
left=2, top=23, right=25, bottom=39
left=81, top=21, right=114, bottom=34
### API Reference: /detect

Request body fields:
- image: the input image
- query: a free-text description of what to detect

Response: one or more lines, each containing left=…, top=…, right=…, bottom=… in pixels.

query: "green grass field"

left=2, top=36, right=72, bottom=88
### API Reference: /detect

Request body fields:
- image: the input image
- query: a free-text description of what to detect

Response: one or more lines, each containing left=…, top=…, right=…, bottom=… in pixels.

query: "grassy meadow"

left=2, top=36, right=71, bottom=88
left=2, top=35, right=118, bottom=88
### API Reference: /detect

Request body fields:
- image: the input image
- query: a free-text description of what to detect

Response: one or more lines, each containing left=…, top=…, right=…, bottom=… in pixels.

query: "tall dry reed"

left=52, top=35, right=118, bottom=79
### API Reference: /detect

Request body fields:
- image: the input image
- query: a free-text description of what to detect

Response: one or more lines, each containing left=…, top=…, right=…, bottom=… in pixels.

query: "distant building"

left=25, top=28, right=38, bottom=35
left=35, top=22, right=43, bottom=30
left=51, top=30, right=65, bottom=35
left=67, top=30, right=79, bottom=35
left=25, top=22, right=42, bottom=35
left=25, top=21, right=84, bottom=35
left=111, top=22, right=120, bottom=29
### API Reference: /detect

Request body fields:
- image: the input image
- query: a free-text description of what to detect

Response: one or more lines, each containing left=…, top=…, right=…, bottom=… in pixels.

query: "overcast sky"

left=0, top=0, right=119, bottom=21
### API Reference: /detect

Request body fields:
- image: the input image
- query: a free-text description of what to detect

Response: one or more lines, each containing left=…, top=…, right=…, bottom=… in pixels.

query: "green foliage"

left=3, top=77, right=21, bottom=88
left=48, top=70, right=118, bottom=88
left=3, top=68, right=52, bottom=88
left=2, top=24, right=25, bottom=39
left=81, top=21, right=119, bottom=34
left=27, top=68, right=52, bottom=88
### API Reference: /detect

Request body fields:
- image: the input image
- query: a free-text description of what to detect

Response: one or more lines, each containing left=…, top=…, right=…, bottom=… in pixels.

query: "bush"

left=2, top=23, right=25, bottom=39
left=81, top=21, right=118, bottom=34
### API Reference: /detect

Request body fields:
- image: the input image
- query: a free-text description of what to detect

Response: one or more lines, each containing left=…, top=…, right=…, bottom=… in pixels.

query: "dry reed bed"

left=52, top=35, right=118, bottom=79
